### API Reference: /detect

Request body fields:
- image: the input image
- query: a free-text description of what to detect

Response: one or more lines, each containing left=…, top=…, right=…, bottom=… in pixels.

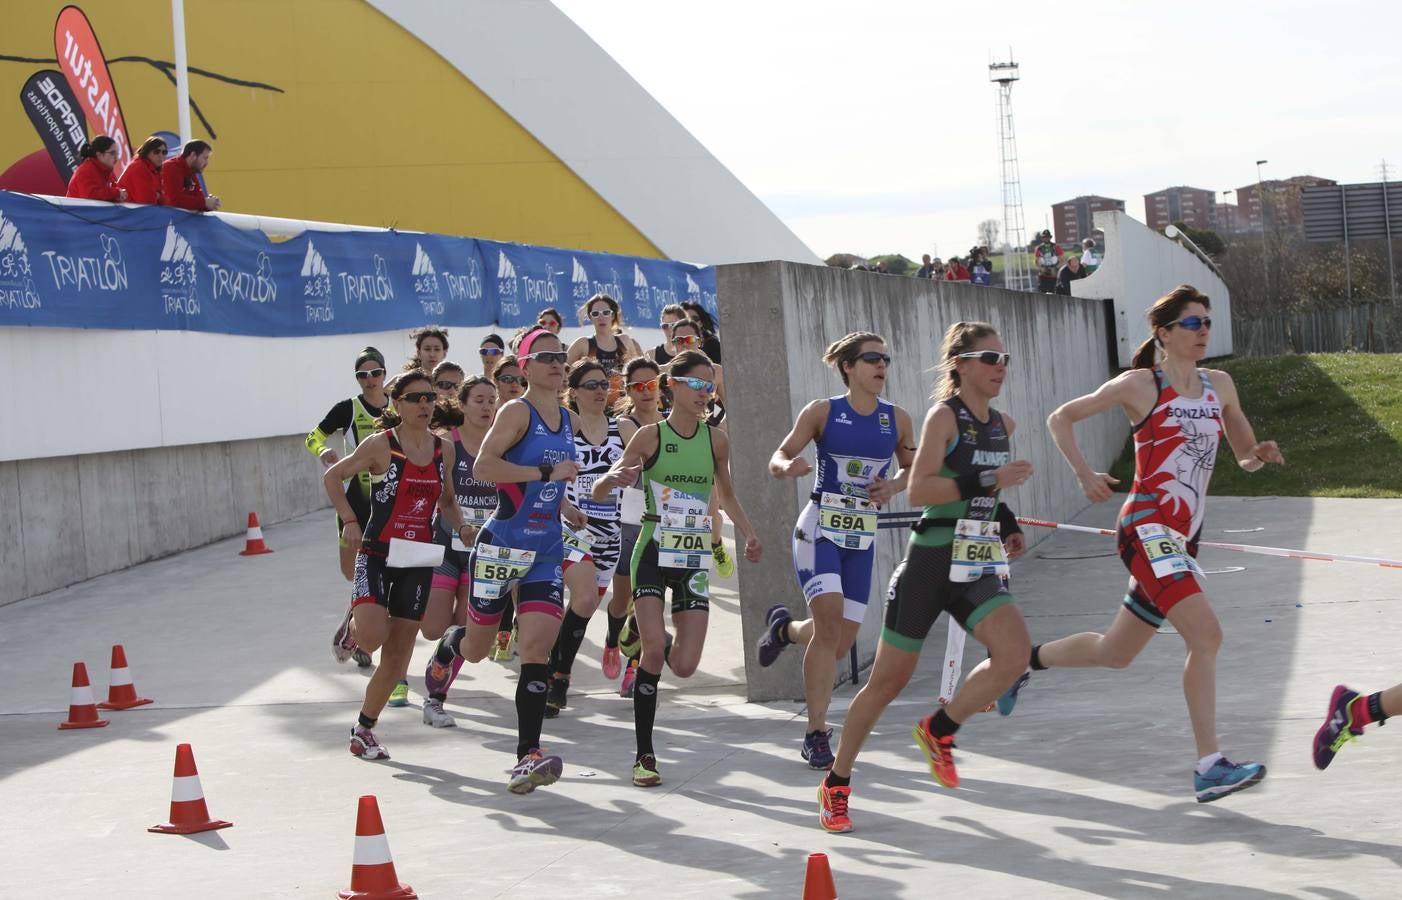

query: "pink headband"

left=517, top=327, right=552, bottom=359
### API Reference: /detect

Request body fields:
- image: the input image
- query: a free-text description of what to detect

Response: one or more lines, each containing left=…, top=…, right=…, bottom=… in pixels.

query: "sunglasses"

left=675, top=377, right=716, bottom=393
left=857, top=351, right=891, bottom=365
left=1167, top=315, right=1213, bottom=331
left=479, top=346, right=503, bottom=357
left=355, top=367, right=386, bottom=380
left=589, top=308, right=615, bottom=319
left=957, top=351, right=1011, bottom=366
left=575, top=378, right=611, bottom=391
left=628, top=379, right=660, bottom=392
left=524, top=350, right=569, bottom=364
left=400, top=391, right=438, bottom=404
left=537, top=319, right=560, bottom=330
left=436, top=379, right=462, bottom=391
left=495, top=374, right=525, bottom=386
left=672, top=334, right=701, bottom=346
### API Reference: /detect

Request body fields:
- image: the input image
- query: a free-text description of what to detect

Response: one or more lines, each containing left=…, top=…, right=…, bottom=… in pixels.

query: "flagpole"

left=171, top=0, right=191, bottom=147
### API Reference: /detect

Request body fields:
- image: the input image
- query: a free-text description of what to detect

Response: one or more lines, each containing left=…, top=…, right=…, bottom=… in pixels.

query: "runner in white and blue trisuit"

left=759, top=332, right=916, bottom=769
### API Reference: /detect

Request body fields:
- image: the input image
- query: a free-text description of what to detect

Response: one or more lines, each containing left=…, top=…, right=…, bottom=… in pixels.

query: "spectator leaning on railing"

left=1034, top=229, right=1061, bottom=293
left=943, top=256, right=970, bottom=282
left=968, top=247, right=992, bottom=285
left=161, top=139, right=222, bottom=212
left=1055, top=254, right=1089, bottom=295
left=116, top=135, right=167, bottom=205
left=65, top=136, right=128, bottom=203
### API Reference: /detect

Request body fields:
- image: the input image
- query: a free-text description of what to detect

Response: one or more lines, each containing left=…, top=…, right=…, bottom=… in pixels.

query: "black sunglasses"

left=400, top=391, right=438, bottom=404
left=575, top=378, right=611, bottom=391
left=957, top=351, right=1011, bottom=366
left=1167, top=315, right=1212, bottom=332
left=436, top=379, right=462, bottom=391
left=857, top=351, right=891, bottom=365
left=495, top=374, right=526, bottom=386
left=355, top=367, right=386, bottom=380
left=524, top=350, right=569, bottom=364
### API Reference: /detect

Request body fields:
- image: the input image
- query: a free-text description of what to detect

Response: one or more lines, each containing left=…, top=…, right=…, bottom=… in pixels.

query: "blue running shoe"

left=1194, top=757, right=1266, bottom=803
left=1313, top=684, right=1364, bottom=771
left=996, top=670, right=1031, bottom=716
left=802, top=728, right=835, bottom=770
left=757, top=604, right=793, bottom=668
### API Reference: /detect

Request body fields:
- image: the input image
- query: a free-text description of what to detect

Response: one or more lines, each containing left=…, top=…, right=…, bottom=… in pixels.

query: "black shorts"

left=352, top=552, right=432, bottom=621
left=618, top=523, right=642, bottom=579
left=880, top=543, right=1016, bottom=652
left=630, top=538, right=710, bottom=614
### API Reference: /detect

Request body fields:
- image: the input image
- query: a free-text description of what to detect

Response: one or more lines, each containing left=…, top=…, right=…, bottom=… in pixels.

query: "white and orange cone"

left=238, top=512, right=274, bottom=556
left=58, top=662, right=109, bottom=730
left=98, top=644, right=153, bottom=710
left=149, top=743, right=233, bottom=834
left=338, top=795, right=416, bottom=899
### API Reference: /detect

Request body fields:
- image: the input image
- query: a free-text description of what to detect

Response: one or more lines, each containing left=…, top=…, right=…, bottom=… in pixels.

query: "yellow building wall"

left=0, top=0, right=661, bottom=257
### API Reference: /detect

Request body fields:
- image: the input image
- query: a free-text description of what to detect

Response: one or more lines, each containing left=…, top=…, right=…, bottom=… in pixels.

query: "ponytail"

left=1130, top=337, right=1160, bottom=370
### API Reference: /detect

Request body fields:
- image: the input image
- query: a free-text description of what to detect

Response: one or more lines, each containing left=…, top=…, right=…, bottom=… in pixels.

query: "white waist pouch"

left=386, top=537, right=445, bottom=569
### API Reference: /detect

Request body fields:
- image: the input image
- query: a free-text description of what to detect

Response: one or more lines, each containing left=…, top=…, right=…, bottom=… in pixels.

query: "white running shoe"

left=507, top=750, right=563, bottom=794
left=422, top=698, right=457, bottom=728
left=350, top=724, right=390, bottom=760
left=332, top=608, right=356, bottom=663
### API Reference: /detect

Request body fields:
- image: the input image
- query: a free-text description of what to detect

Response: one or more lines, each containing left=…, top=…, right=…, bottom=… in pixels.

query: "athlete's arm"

left=769, top=400, right=827, bottom=478
left=323, top=433, right=390, bottom=551
left=711, top=428, right=762, bottom=562
left=907, top=405, right=1031, bottom=506
left=618, top=415, right=639, bottom=446
left=435, top=440, right=472, bottom=540
left=1046, top=369, right=1155, bottom=502
left=566, top=337, right=589, bottom=366
left=868, top=404, right=918, bottom=506
left=473, top=400, right=581, bottom=485
left=1211, top=370, right=1285, bottom=472
left=592, top=423, right=656, bottom=501
left=306, top=398, right=353, bottom=466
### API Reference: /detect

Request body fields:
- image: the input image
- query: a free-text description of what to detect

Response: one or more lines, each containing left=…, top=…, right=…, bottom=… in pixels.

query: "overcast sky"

left=553, top=0, right=1401, bottom=262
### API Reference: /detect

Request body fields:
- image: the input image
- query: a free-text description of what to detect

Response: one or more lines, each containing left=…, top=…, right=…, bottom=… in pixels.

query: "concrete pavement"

left=3, top=497, right=1401, bottom=898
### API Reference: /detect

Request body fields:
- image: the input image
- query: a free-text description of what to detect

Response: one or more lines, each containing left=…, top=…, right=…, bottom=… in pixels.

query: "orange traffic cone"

left=803, top=852, right=838, bottom=900
left=58, top=662, right=109, bottom=730
left=149, top=744, right=233, bottom=834
left=238, top=512, right=274, bottom=556
left=98, top=644, right=153, bottom=710
left=338, top=795, right=416, bottom=899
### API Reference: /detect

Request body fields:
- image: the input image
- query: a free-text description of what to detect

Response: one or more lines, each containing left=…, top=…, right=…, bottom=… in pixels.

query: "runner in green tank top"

left=592, top=350, right=763, bottom=788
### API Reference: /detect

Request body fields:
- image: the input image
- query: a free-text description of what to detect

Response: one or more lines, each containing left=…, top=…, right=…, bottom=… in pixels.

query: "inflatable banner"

left=54, top=5, right=132, bottom=171
left=0, top=190, right=717, bottom=336
left=19, top=70, right=87, bottom=183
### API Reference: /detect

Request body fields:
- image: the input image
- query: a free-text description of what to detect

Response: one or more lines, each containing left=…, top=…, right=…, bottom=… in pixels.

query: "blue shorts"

left=792, top=503, right=876, bottom=623
left=465, top=525, right=564, bottom=625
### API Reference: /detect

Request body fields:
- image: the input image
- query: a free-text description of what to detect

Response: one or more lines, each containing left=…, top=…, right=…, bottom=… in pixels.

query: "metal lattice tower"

left=990, top=58, right=1031, bottom=292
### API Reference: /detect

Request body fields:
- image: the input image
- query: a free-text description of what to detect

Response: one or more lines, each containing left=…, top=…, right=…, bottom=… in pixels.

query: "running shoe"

left=620, top=661, right=637, bottom=698
left=912, top=716, right=959, bottom=789
left=802, top=728, right=835, bottom=770
left=507, top=749, right=563, bottom=794
left=1194, top=757, right=1266, bottom=802
left=387, top=679, right=410, bottom=707
left=332, top=609, right=356, bottom=663
left=352, top=647, right=373, bottom=669
left=997, top=670, right=1031, bottom=717
left=424, top=656, right=452, bottom=700
left=618, top=614, right=642, bottom=660
left=490, top=630, right=513, bottom=662
left=544, top=676, right=569, bottom=719
left=422, top=698, right=456, bottom=728
left=350, top=724, right=390, bottom=760
left=632, top=753, right=662, bottom=787
left=1313, top=684, right=1365, bottom=771
left=756, top=604, right=793, bottom=668
left=817, top=781, right=854, bottom=833
left=713, top=541, right=735, bottom=578
left=601, top=645, right=623, bottom=681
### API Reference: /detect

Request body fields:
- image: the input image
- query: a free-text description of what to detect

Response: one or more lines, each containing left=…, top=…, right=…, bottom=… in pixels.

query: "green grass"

left=1107, top=353, right=1402, bottom=498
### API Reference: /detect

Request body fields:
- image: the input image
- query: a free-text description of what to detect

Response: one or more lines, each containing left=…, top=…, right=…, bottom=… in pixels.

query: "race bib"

left=620, top=487, right=645, bottom=526
left=817, top=491, right=876, bottom=550
left=450, top=505, right=493, bottom=552
left=656, top=513, right=713, bottom=569
left=1135, top=523, right=1204, bottom=581
left=471, top=543, right=537, bottom=600
left=949, top=518, right=1008, bottom=583
left=562, top=523, right=594, bottom=564
left=386, top=537, right=445, bottom=570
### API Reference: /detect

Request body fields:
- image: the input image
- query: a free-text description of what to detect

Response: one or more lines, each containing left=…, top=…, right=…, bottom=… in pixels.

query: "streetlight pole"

left=1256, top=160, right=1269, bottom=308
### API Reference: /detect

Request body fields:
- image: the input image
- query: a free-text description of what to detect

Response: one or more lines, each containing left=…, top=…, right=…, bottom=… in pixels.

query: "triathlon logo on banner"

left=19, top=70, right=87, bottom=183
left=158, top=223, right=198, bottom=317
left=632, top=263, right=650, bottom=321
left=54, top=5, right=133, bottom=172
left=0, top=210, right=41, bottom=311
left=301, top=241, right=332, bottom=322
left=411, top=242, right=443, bottom=316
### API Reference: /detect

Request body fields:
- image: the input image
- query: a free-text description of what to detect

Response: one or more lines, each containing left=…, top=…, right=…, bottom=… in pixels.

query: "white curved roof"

left=368, top=0, right=819, bottom=265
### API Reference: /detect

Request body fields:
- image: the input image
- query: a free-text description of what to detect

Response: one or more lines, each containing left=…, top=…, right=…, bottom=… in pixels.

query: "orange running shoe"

left=817, top=781, right=854, bottom=833
left=913, top=715, right=959, bottom=789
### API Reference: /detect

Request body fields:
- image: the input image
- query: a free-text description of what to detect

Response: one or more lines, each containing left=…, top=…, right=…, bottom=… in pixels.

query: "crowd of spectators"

left=65, top=134, right=222, bottom=212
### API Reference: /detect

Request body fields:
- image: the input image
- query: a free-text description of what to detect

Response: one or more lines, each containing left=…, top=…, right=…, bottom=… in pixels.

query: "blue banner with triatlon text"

left=0, top=190, right=716, bottom=335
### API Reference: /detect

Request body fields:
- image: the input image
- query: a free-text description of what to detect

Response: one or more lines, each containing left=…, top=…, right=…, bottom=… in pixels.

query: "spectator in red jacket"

left=943, top=256, right=971, bottom=281
left=116, top=135, right=168, bottom=205
left=65, top=136, right=127, bottom=202
left=161, top=139, right=221, bottom=212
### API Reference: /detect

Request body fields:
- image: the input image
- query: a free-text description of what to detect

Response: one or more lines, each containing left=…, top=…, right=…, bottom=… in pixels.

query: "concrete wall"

left=721, top=262, right=1129, bottom=702
left=1, top=434, right=328, bottom=607
left=1073, top=210, right=1234, bottom=366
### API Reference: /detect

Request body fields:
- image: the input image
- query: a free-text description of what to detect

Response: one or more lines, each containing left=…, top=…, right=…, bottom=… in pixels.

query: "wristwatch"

left=539, top=463, right=555, bottom=482
left=979, top=469, right=999, bottom=491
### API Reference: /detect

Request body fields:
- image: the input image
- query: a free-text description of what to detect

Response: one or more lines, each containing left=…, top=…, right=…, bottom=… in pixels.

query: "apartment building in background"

left=1050, top=195, right=1126, bottom=245
left=1144, top=185, right=1217, bottom=231
left=1234, top=175, right=1338, bottom=232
